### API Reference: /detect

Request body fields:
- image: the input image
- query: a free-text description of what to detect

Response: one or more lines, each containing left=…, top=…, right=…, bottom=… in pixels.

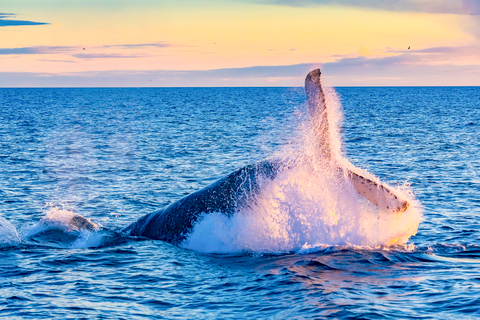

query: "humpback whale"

left=123, top=69, right=409, bottom=245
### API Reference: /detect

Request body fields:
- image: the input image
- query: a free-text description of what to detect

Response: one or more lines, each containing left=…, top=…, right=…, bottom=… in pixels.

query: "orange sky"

left=1, top=0, right=480, bottom=86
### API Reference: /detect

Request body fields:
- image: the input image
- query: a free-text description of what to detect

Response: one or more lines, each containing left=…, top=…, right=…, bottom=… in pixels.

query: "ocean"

left=0, top=86, right=479, bottom=319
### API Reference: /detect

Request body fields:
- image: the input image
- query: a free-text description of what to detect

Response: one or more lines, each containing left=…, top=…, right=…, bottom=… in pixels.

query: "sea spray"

left=25, top=206, right=104, bottom=248
left=0, top=216, right=21, bottom=246
left=183, top=86, right=422, bottom=253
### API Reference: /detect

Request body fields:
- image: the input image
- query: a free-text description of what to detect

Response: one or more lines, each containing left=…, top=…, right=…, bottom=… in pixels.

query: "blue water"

left=0, top=86, right=479, bottom=318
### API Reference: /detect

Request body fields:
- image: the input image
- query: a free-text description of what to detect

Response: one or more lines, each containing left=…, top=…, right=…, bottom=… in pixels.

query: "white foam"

left=183, top=164, right=421, bottom=254
left=27, top=207, right=84, bottom=236
left=182, top=86, right=422, bottom=254
left=25, top=206, right=104, bottom=248
left=70, top=230, right=105, bottom=249
left=0, top=216, right=21, bottom=246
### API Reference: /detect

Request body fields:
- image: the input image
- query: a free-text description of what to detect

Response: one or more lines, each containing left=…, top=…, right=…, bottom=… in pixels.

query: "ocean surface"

left=0, top=86, right=479, bottom=319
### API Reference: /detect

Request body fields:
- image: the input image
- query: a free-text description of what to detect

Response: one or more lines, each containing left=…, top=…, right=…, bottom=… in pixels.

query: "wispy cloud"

left=0, top=42, right=174, bottom=58
left=319, top=46, right=480, bottom=86
left=0, top=64, right=315, bottom=87
left=2, top=53, right=479, bottom=88
left=103, top=42, right=172, bottom=49
left=0, top=46, right=78, bottom=55
left=261, top=0, right=480, bottom=42
left=0, top=12, right=49, bottom=27
left=388, top=45, right=479, bottom=55
left=199, top=63, right=314, bottom=78
left=327, top=46, right=480, bottom=71
left=0, top=64, right=475, bottom=87
left=38, top=59, right=78, bottom=63
left=259, top=0, right=480, bottom=15
left=72, top=53, right=148, bottom=59
left=1, top=43, right=479, bottom=87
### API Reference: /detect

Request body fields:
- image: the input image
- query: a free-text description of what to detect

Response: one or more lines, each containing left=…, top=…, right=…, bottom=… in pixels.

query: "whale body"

left=124, top=69, right=409, bottom=245
left=123, top=160, right=281, bottom=244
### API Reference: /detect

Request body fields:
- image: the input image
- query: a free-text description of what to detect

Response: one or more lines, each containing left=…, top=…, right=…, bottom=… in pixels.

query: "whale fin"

left=305, top=69, right=331, bottom=160
left=305, top=69, right=409, bottom=213
left=347, top=169, right=409, bottom=212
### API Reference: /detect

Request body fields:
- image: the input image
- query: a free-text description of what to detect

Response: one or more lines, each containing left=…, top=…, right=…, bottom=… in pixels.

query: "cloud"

left=199, top=63, right=315, bottom=77
left=0, top=12, right=49, bottom=27
left=103, top=42, right=172, bottom=49
left=0, top=64, right=315, bottom=87
left=320, top=46, right=480, bottom=85
left=0, top=42, right=174, bottom=57
left=388, top=45, right=479, bottom=55
left=72, top=53, right=148, bottom=59
left=460, top=14, right=480, bottom=40
left=327, top=47, right=475, bottom=69
left=38, top=59, right=77, bottom=63
left=0, top=46, right=77, bottom=55
left=259, top=0, right=480, bottom=15
left=464, top=0, right=480, bottom=15
left=2, top=51, right=480, bottom=87
left=260, top=1, right=480, bottom=42
left=1, top=44, right=480, bottom=86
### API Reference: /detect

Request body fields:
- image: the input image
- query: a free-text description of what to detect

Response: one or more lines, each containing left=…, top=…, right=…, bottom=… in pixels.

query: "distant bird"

left=408, top=46, right=410, bottom=50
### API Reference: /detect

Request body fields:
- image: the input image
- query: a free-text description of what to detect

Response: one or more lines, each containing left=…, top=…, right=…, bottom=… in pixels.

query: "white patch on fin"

left=346, top=169, right=409, bottom=212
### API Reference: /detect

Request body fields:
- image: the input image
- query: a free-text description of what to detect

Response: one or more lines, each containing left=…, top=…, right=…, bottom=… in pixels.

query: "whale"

left=123, top=69, right=409, bottom=245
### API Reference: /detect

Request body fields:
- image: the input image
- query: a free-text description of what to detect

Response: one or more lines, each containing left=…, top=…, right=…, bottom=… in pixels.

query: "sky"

left=1, top=0, right=480, bottom=87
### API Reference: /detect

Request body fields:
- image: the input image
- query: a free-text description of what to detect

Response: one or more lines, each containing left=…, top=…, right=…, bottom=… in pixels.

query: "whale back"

left=124, top=160, right=281, bottom=244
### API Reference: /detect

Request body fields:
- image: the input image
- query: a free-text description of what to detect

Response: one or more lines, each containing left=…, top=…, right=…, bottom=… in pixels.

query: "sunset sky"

left=1, top=0, right=480, bottom=87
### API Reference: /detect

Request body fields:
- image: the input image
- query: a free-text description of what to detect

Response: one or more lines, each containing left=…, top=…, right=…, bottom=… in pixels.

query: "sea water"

left=0, top=86, right=479, bottom=318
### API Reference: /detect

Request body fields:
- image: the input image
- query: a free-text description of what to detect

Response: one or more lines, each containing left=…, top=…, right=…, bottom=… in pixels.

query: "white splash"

left=0, top=216, right=21, bottom=246
left=183, top=86, right=422, bottom=254
left=26, top=206, right=104, bottom=248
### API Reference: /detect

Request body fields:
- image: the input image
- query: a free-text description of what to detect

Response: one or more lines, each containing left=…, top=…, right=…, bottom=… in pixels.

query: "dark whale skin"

left=124, top=160, right=281, bottom=244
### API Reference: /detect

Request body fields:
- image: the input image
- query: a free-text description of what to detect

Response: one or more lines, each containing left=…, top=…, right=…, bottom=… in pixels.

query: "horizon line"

left=1, top=85, right=480, bottom=89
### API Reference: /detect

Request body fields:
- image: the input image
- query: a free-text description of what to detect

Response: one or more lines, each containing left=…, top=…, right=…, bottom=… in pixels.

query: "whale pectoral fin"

left=305, top=69, right=331, bottom=160
left=346, top=169, right=409, bottom=213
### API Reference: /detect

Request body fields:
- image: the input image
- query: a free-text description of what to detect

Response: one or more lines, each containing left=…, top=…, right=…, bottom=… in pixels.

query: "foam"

left=183, top=164, right=421, bottom=254
left=182, top=86, right=422, bottom=254
left=0, top=216, right=21, bottom=247
left=25, top=206, right=104, bottom=248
